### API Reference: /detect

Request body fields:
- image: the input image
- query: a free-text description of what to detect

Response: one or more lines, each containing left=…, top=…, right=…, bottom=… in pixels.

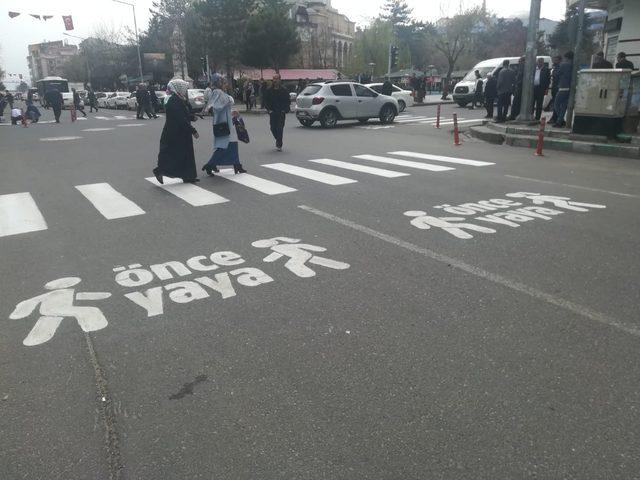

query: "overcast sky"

left=0, top=0, right=568, bottom=85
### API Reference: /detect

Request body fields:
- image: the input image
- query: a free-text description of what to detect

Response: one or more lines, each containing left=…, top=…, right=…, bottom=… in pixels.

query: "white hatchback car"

left=365, top=83, right=414, bottom=112
left=127, top=92, right=138, bottom=110
left=187, top=89, right=206, bottom=112
left=61, top=92, right=84, bottom=110
left=295, top=82, right=399, bottom=128
left=99, top=92, right=115, bottom=108
left=108, top=91, right=131, bottom=110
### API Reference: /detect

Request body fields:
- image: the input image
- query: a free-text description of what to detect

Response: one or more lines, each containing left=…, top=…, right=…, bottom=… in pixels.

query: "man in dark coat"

left=44, top=88, right=63, bottom=123
left=592, top=51, right=613, bottom=69
left=264, top=74, right=290, bottom=151
left=483, top=73, right=497, bottom=119
left=149, top=86, right=160, bottom=117
left=496, top=60, right=516, bottom=123
left=72, top=88, right=87, bottom=117
left=509, top=56, right=525, bottom=120
left=616, top=52, right=635, bottom=70
left=87, top=84, right=98, bottom=112
left=381, top=79, right=393, bottom=96
left=532, top=57, right=551, bottom=121
left=552, top=51, right=574, bottom=128
left=546, top=55, right=562, bottom=116
left=470, top=70, right=483, bottom=109
left=153, top=79, right=199, bottom=184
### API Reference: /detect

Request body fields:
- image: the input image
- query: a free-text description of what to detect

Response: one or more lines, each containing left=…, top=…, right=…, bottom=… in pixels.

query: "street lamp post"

left=517, top=0, right=542, bottom=122
left=112, top=0, right=144, bottom=83
left=368, top=62, right=376, bottom=80
left=63, top=32, right=91, bottom=85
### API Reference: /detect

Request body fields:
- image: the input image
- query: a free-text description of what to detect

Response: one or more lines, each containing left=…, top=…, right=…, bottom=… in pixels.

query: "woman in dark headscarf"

left=201, top=74, right=246, bottom=176
left=153, top=79, right=200, bottom=184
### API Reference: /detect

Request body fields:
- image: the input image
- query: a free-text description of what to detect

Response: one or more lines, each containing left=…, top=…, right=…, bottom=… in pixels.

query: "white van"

left=452, top=56, right=552, bottom=107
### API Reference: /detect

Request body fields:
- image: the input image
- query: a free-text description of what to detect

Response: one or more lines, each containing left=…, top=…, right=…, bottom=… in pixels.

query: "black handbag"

left=233, top=117, right=250, bottom=143
left=213, top=110, right=230, bottom=137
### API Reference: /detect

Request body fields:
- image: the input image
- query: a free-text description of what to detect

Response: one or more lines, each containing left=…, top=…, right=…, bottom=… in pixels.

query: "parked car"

left=295, top=82, right=399, bottom=128
left=187, top=89, right=206, bottom=112
left=365, top=83, right=414, bottom=112
left=97, top=92, right=113, bottom=108
left=452, top=56, right=552, bottom=108
left=127, top=92, right=138, bottom=110
left=107, top=91, right=131, bottom=109
left=61, top=92, right=84, bottom=110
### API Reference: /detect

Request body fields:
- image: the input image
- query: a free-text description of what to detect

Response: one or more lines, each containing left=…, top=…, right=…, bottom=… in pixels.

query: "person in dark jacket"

left=552, top=51, right=574, bottom=128
left=532, top=57, right=551, bottom=121
left=508, top=56, right=525, bottom=120
left=496, top=60, right=516, bottom=122
left=44, top=88, right=63, bottom=123
left=72, top=88, right=87, bottom=117
left=264, top=74, right=290, bottom=151
left=483, top=73, right=497, bottom=118
left=87, top=85, right=99, bottom=112
left=381, top=79, right=393, bottom=96
left=6, top=91, right=14, bottom=109
left=470, top=70, right=483, bottom=109
left=546, top=55, right=562, bottom=115
left=136, top=84, right=155, bottom=119
left=153, top=79, right=199, bottom=184
left=149, top=85, right=160, bottom=116
left=592, top=51, right=613, bottom=69
left=616, top=52, right=635, bottom=70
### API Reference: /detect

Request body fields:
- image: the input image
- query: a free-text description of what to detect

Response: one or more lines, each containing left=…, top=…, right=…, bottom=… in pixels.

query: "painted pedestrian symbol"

left=9, top=277, right=111, bottom=346
left=505, top=192, right=607, bottom=212
left=403, top=211, right=497, bottom=239
left=252, top=237, right=350, bottom=278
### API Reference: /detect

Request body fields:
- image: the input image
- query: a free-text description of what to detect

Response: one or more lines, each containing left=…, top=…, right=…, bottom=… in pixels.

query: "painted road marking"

left=217, top=170, right=297, bottom=195
left=39, top=136, right=83, bottom=141
left=82, top=128, right=115, bottom=132
left=389, top=151, right=495, bottom=167
left=434, top=119, right=482, bottom=126
left=352, top=154, right=454, bottom=172
left=75, top=183, right=146, bottom=219
left=262, top=163, right=357, bottom=185
left=309, top=158, right=409, bottom=178
left=117, top=124, right=146, bottom=127
left=504, top=175, right=640, bottom=199
left=298, top=204, right=640, bottom=338
left=395, top=116, right=437, bottom=123
left=0, top=192, right=48, bottom=237
left=145, top=177, right=229, bottom=206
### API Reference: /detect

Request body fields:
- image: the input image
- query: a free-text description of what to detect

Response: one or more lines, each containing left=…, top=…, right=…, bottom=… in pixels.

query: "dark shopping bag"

left=233, top=116, right=250, bottom=143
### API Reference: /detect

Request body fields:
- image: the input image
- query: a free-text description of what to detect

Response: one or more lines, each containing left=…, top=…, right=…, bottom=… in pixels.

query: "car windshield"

left=462, top=66, right=495, bottom=81
left=301, top=85, right=322, bottom=96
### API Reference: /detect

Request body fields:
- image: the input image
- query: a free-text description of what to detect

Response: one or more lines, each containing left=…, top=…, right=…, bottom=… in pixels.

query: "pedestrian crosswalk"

left=0, top=150, right=495, bottom=238
left=358, top=114, right=484, bottom=129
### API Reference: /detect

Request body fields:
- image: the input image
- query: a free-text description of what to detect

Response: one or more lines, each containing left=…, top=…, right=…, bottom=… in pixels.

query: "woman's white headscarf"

left=167, top=78, right=189, bottom=99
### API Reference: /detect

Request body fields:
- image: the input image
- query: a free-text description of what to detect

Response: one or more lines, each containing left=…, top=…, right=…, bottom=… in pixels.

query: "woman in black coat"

left=153, top=79, right=199, bottom=184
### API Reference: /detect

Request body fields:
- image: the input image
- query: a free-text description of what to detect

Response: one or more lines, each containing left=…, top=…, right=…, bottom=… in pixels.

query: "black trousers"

left=269, top=111, right=286, bottom=148
left=137, top=103, right=153, bottom=119
left=485, top=97, right=495, bottom=117
left=52, top=104, right=62, bottom=122
left=509, top=90, right=522, bottom=119
left=496, top=93, right=511, bottom=121
left=532, top=86, right=545, bottom=120
left=89, top=101, right=98, bottom=112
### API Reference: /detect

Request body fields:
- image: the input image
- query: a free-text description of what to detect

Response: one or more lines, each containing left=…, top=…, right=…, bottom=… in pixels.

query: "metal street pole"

left=387, top=44, right=392, bottom=79
left=566, top=0, right=586, bottom=130
left=113, top=0, right=144, bottom=83
left=517, top=0, right=541, bottom=122
left=64, top=32, right=91, bottom=85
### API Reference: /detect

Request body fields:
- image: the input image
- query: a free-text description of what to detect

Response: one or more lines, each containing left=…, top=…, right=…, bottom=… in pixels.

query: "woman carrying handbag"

left=202, top=74, right=247, bottom=176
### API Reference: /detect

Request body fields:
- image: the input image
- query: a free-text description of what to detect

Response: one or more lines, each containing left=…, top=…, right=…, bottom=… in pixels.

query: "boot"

left=234, top=164, right=247, bottom=174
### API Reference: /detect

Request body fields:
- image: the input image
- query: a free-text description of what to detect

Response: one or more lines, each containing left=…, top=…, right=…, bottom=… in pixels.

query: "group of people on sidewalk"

left=153, top=73, right=291, bottom=184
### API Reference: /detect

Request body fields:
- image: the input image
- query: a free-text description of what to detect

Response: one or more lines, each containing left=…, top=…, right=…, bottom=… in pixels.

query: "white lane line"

left=298, top=204, right=640, bottom=338
left=0, top=192, right=47, bottom=237
left=436, top=119, right=482, bottom=126
left=217, top=170, right=297, bottom=195
left=389, top=151, right=495, bottom=167
left=309, top=158, right=410, bottom=178
left=75, top=183, right=146, bottom=219
left=82, top=128, right=115, bottom=132
left=117, top=123, right=146, bottom=127
left=353, top=154, right=454, bottom=172
left=39, top=136, right=83, bottom=141
left=505, top=174, right=640, bottom=199
left=145, top=177, right=229, bottom=206
left=395, top=116, right=437, bottom=123
left=262, top=163, right=357, bottom=185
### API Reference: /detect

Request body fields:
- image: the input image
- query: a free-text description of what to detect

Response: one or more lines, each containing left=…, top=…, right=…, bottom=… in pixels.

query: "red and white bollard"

left=453, top=113, right=461, bottom=146
left=435, top=104, right=441, bottom=129
left=21, top=109, right=28, bottom=128
left=535, top=117, right=547, bottom=156
left=70, top=104, right=77, bottom=122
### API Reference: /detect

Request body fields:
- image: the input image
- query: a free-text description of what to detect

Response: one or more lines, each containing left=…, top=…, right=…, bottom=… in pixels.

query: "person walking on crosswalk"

left=264, top=74, right=290, bottom=152
left=202, top=74, right=247, bottom=176
left=153, top=79, right=200, bottom=184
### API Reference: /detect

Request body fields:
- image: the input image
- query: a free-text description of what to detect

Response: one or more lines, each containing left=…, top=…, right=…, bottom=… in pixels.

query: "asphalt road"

left=1, top=103, right=639, bottom=479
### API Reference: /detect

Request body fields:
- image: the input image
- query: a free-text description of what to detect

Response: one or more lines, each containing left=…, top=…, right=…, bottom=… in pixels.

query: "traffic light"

left=390, top=46, right=399, bottom=71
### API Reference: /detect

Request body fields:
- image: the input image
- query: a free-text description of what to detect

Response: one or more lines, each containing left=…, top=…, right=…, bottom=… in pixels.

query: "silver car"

left=295, top=82, right=399, bottom=128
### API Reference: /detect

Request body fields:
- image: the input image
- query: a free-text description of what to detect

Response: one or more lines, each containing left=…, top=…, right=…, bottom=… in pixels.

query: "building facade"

left=568, top=0, right=640, bottom=65
left=27, top=41, right=79, bottom=82
left=287, top=0, right=355, bottom=70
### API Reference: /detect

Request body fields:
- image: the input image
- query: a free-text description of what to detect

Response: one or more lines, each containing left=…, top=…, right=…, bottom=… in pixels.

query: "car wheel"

left=319, top=109, right=338, bottom=128
left=379, top=104, right=396, bottom=124
left=457, top=102, right=468, bottom=108
left=357, top=118, right=369, bottom=124
left=398, top=100, right=406, bottom=112
left=298, top=119, right=315, bottom=127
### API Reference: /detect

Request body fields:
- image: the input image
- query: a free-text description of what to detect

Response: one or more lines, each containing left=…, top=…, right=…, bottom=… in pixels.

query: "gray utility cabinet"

left=573, top=69, right=632, bottom=136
